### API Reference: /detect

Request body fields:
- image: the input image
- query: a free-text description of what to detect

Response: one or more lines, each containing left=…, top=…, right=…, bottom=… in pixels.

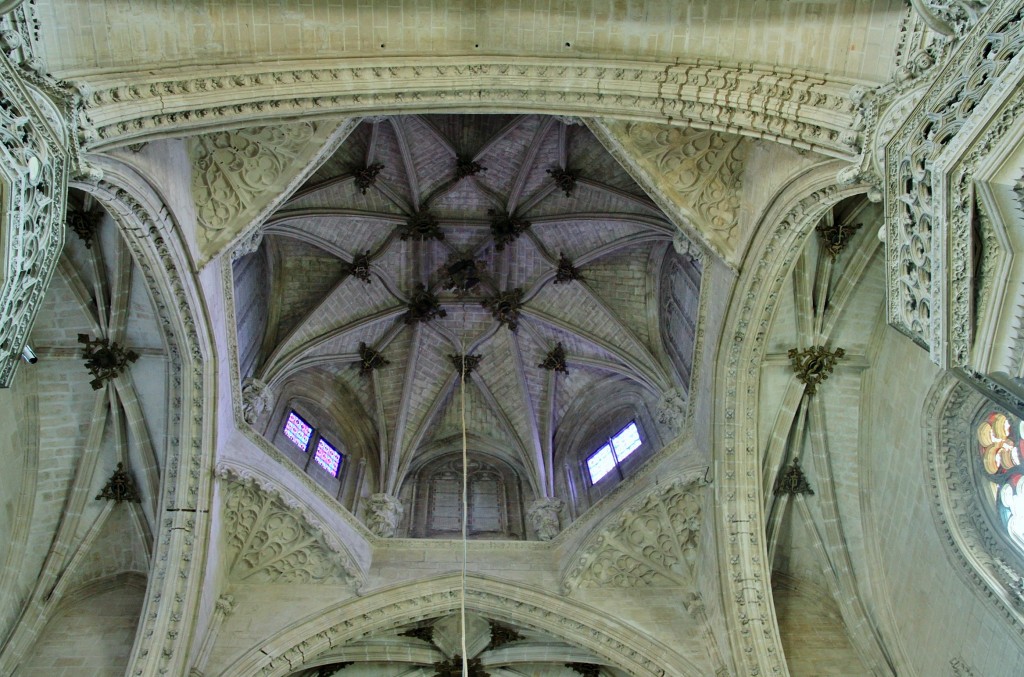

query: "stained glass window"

left=586, top=421, right=644, bottom=484
left=314, top=438, right=343, bottom=476
left=283, top=411, right=313, bottom=450
left=977, top=411, right=1024, bottom=545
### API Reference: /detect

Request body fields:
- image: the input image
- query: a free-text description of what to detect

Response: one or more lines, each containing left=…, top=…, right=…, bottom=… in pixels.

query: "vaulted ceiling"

left=235, top=114, right=699, bottom=499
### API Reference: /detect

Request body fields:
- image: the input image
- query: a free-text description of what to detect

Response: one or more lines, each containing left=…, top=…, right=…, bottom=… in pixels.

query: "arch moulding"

left=75, top=57, right=866, bottom=159
left=219, top=573, right=704, bottom=677
left=713, top=158, right=869, bottom=675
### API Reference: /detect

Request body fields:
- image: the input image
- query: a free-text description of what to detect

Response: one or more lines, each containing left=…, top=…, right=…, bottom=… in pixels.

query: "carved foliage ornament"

left=358, top=341, right=389, bottom=376
left=401, top=209, right=444, bottom=241
left=442, top=257, right=484, bottom=294
left=815, top=220, right=862, bottom=260
left=450, top=352, right=482, bottom=381
left=241, top=377, right=270, bottom=425
left=609, top=122, right=745, bottom=249
left=481, top=288, right=524, bottom=331
left=65, top=206, right=102, bottom=248
left=562, top=479, right=703, bottom=592
left=404, top=283, right=446, bottom=324
left=487, top=210, right=530, bottom=251
left=95, top=462, right=141, bottom=503
left=223, top=479, right=359, bottom=586
left=189, top=123, right=317, bottom=235
left=78, top=334, right=139, bottom=390
left=538, top=342, right=568, bottom=374
left=434, top=657, right=489, bottom=677
left=566, top=663, right=602, bottom=677
left=455, top=155, right=486, bottom=178
left=366, top=492, right=404, bottom=538
left=788, top=346, right=845, bottom=395
left=547, top=166, right=577, bottom=196
left=353, top=162, right=383, bottom=194
left=554, top=253, right=582, bottom=284
left=487, top=621, right=523, bottom=650
left=341, top=251, right=373, bottom=283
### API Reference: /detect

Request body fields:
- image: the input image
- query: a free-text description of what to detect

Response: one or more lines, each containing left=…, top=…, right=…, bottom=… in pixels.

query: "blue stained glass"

left=314, top=438, right=342, bottom=476
left=612, top=422, right=642, bottom=460
left=587, top=444, right=616, bottom=483
left=283, top=411, right=313, bottom=450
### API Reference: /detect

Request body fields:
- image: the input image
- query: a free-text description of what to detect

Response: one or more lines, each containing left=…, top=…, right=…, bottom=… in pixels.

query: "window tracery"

left=279, top=408, right=344, bottom=479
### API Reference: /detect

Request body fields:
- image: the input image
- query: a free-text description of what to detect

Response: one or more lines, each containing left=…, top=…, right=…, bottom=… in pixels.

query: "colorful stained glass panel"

left=977, top=411, right=1024, bottom=545
left=314, top=438, right=342, bottom=476
left=283, top=411, right=313, bottom=450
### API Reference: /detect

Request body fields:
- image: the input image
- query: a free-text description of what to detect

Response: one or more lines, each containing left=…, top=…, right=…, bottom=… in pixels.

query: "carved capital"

left=526, top=498, right=564, bottom=541
left=366, top=492, right=404, bottom=538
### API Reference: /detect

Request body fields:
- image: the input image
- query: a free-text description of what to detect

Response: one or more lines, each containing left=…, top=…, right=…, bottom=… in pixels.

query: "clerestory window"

left=585, top=421, right=643, bottom=484
left=282, top=410, right=344, bottom=478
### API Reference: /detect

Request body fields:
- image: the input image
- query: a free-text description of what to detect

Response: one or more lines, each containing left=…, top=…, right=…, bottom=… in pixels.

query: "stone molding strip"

left=73, top=58, right=865, bottom=159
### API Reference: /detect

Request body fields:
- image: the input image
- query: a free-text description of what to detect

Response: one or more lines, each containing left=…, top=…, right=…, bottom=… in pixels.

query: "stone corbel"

left=365, top=493, right=404, bottom=538
left=526, top=498, right=564, bottom=541
left=240, top=377, right=271, bottom=425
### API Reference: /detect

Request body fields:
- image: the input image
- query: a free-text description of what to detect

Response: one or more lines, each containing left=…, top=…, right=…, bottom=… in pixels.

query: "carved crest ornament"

left=788, top=346, right=845, bottom=395
left=95, top=463, right=142, bottom=503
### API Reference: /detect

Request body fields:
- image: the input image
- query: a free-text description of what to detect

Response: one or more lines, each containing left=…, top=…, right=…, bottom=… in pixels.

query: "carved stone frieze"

left=77, top=60, right=862, bottom=163
left=886, top=2, right=1024, bottom=364
left=366, top=492, right=404, bottom=538
left=600, top=121, right=746, bottom=256
left=0, top=49, right=70, bottom=387
left=526, top=498, right=563, bottom=541
left=562, top=479, right=703, bottom=592
left=240, top=377, right=270, bottom=425
left=222, top=477, right=360, bottom=587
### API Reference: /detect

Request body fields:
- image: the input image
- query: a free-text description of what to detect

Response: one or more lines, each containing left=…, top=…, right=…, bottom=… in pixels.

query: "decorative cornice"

left=73, top=59, right=864, bottom=160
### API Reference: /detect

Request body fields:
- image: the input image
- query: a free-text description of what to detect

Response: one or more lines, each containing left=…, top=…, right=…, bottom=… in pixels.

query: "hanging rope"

left=459, top=312, right=470, bottom=674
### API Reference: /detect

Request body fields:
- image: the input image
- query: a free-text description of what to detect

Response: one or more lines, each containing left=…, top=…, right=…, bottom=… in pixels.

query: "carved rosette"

left=366, top=492, right=404, bottom=538
left=562, top=479, right=704, bottom=592
left=526, top=498, right=564, bottom=541
left=240, top=377, right=271, bottom=425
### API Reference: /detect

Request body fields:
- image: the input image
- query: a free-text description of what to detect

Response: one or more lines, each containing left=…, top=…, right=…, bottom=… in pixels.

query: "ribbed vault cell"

left=235, top=114, right=700, bottom=536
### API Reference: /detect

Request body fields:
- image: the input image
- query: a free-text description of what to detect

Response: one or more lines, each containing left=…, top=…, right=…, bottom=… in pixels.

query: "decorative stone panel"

left=0, top=43, right=70, bottom=387
left=561, top=478, right=704, bottom=592
left=222, top=476, right=361, bottom=587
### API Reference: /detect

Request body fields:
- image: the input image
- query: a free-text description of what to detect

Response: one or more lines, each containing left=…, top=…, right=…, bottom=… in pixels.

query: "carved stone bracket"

left=773, top=458, right=814, bottom=496
left=78, top=333, right=139, bottom=390
left=788, top=346, right=845, bottom=395
left=240, top=377, right=271, bottom=425
left=366, top=492, right=404, bottom=538
left=526, top=498, right=563, bottom=541
left=562, top=479, right=704, bottom=592
left=95, top=462, right=141, bottom=503
left=481, top=288, right=524, bottom=331
left=656, top=387, right=688, bottom=431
